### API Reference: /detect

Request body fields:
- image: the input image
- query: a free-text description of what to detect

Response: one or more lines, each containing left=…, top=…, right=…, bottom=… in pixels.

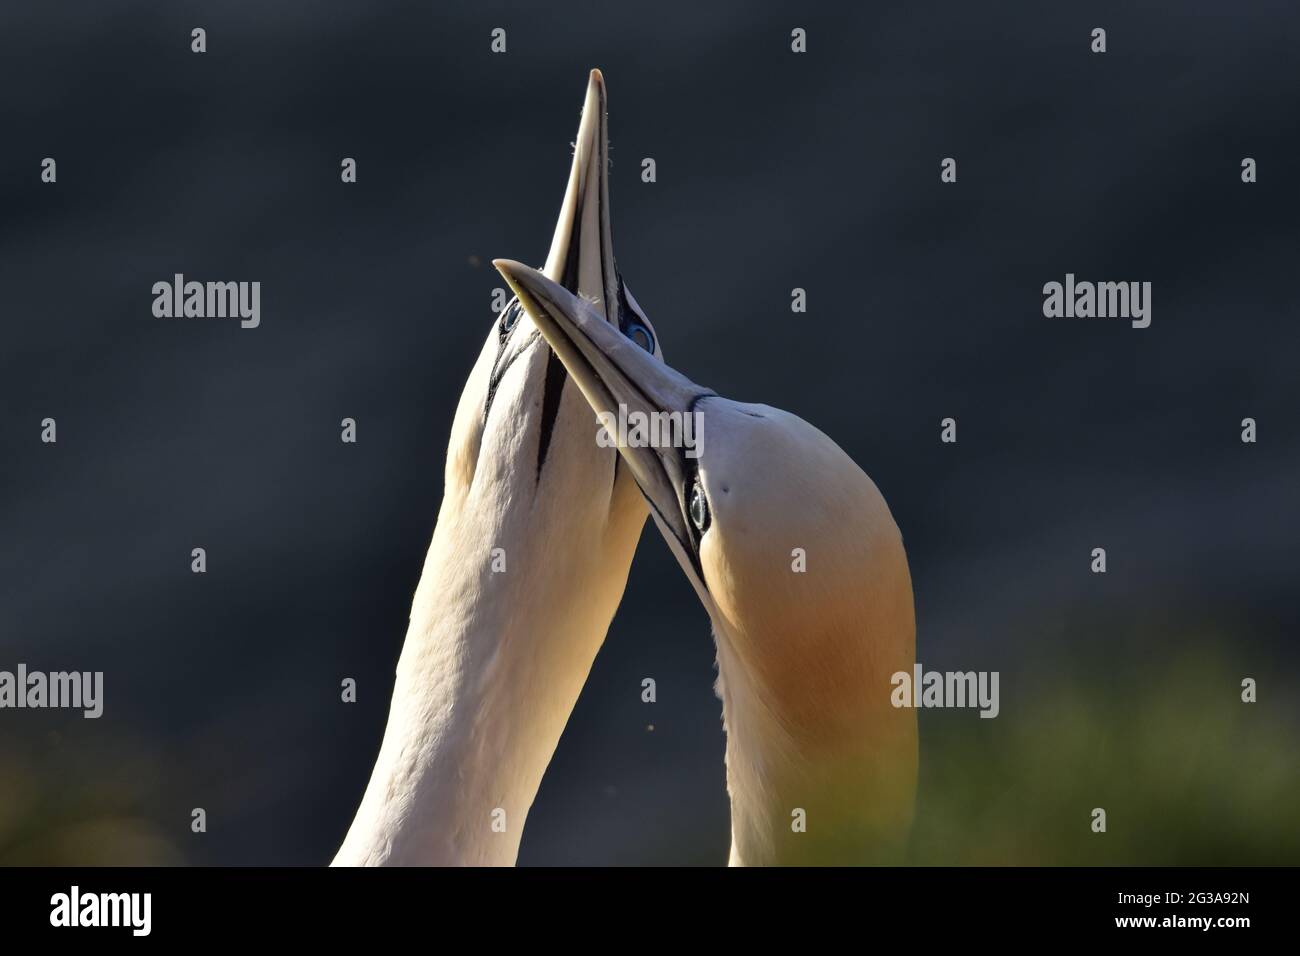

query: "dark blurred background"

left=2, top=1, right=1298, bottom=865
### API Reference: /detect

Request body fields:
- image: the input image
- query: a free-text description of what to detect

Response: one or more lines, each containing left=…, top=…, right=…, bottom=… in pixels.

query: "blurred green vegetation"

left=0, top=731, right=184, bottom=866
left=909, top=644, right=1299, bottom=865
left=1, top=641, right=1295, bottom=865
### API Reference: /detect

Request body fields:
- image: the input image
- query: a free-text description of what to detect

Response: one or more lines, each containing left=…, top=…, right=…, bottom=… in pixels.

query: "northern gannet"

left=333, top=71, right=661, bottom=866
left=493, top=261, right=917, bottom=866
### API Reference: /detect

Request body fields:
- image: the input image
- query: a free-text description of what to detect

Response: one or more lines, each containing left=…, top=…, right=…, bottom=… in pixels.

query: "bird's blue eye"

left=688, top=480, right=709, bottom=533
left=626, top=322, right=654, bottom=353
left=499, top=300, right=522, bottom=337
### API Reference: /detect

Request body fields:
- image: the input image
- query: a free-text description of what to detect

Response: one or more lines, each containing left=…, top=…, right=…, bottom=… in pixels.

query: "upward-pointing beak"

left=493, top=259, right=714, bottom=575
left=543, top=68, right=619, bottom=322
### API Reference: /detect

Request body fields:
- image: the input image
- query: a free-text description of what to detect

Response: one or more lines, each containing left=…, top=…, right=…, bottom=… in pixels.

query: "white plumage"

left=496, top=260, right=918, bottom=865
left=333, top=71, right=660, bottom=866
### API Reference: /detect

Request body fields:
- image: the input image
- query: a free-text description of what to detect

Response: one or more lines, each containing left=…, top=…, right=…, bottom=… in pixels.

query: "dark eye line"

left=676, top=452, right=709, bottom=551
left=679, top=392, right=717, bottom=548
left=498, top=299, right=522, bottom=341
left=483, top=326, right=540, bottom=424
left=689, top=479, right=710, bottom=534
left=615, top=277, right=654, bottom=353
left=533, top=346, right=567, bottom=484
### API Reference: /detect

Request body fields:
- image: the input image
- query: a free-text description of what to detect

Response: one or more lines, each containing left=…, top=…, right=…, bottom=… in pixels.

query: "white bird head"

left=443, top=70, right=659, bottom=521
left=338, top=72, right=662, bottom=866
left=493, top=261, right=917, bottom=864
left=420, top=69, right=662, bottom=783
left=422, top=69, right=661, bottom=666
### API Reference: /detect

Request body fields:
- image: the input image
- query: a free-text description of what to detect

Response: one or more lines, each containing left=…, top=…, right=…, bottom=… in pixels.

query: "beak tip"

left=585, top=68, right=607, bottom=117
left=491, top=259, right=526, bottom=297
left=492, top=259, right=550, bottom=303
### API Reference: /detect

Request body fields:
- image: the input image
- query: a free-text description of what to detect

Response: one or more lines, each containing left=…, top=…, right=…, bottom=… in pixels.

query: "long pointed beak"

left=493, top=259, right=714, bottom=571
left=542, top=69, right=619, bottom=321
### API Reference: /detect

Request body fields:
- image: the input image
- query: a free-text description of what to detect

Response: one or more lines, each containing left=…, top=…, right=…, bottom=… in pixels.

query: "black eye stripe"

left=534, top=347, right=567, bottom=481
left=689, top=479, right=710, bottom=532
left=483, top=327, right=540, bottom=423
left=498, top=299, right=523, bottom=340
left=615, top=279, right=655, bottom=353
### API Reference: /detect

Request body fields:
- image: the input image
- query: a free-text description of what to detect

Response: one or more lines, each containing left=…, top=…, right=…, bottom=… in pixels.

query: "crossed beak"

left=493, top=260, right=714, bottom=578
